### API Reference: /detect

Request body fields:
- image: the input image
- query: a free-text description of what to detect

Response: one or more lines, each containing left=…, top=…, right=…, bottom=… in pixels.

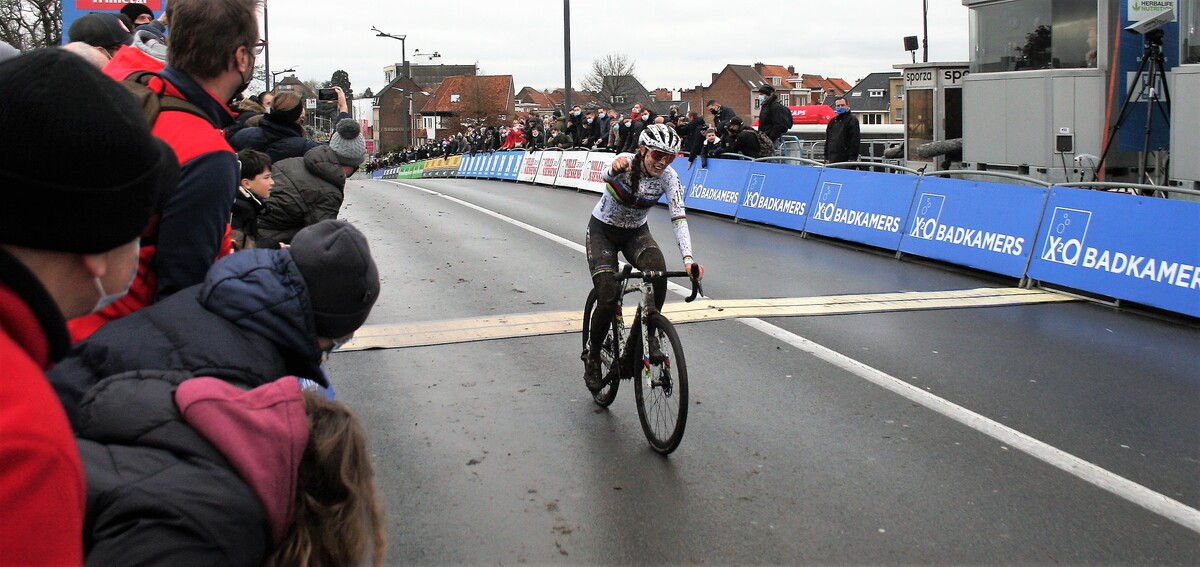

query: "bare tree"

left=580, top=53, right=640, bottom=110
left=1, top=0, right=59, bottom=49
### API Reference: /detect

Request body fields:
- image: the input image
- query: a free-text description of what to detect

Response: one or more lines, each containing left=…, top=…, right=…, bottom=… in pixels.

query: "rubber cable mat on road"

left=338, top=287, right=1077, bottom=352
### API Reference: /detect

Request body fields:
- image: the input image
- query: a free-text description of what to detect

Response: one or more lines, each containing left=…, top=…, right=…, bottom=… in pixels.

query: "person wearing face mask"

left=706, top=99, right=737, bottom=139
left=0, top=48, right=175, bottom=564
left=593, top=107, right=612, bottom=149
left=720, top=116, right=765, bottom=158
left=70, top=0, right=265, bottom=343
left=824, top=96, right=860, bottom=163
left=50, top=219, right=381, bottom=430
left=755, top=84, right=793, bottom=154
left=567, top=105, right=586, bottom=147
left=582, top=124, right=705, bottom=392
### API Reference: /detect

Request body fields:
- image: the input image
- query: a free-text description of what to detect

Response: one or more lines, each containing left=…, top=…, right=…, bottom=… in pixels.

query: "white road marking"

left=383, top=179, right=1200, bottom=535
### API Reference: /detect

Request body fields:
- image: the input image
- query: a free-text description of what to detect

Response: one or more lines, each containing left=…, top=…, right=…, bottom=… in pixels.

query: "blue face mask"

left=757, top=95, right=765, bottom=103
left=835, top=106, right=850, bottom=115
left=587, top=118, right=593, bottom=124
left=91, top=244, right=139, bottom=313
left=598, top=113, right=606, bottom=118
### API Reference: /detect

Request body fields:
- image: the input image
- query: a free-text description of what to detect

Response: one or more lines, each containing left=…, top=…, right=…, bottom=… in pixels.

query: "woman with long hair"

left=582, top=124, right=705, bottom=392
left=78, top=372, right=386, bottom=566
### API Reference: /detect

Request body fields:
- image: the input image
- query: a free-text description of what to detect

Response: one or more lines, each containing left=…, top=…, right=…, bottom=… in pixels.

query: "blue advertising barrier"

left=482, top=153, right=502, bottom=179
left=735, top=162, right=822, bottom=231
left=805, top=168, right=916, bottom=251
left=456, top=155, right=472, bottom=178
left=502, top=151, right=526, bottom=181
left=899, top=176, right=1049, bottom=278
left=1027, top=188, right=1200, bottom=317
left=669, top=160, right=697, bottom=198
left=680, top=159, right=749, bottom=217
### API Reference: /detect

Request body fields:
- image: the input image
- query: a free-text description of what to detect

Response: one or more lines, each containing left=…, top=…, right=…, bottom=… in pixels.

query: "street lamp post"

left=269, top=67, right=295, bottom=91
left=372, top=26, right=407, bottom=78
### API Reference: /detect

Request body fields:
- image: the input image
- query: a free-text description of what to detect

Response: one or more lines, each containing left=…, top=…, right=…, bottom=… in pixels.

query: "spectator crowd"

left=1, top=1, right=385, bottom=566
left=364, top=82, right=811, bottom=172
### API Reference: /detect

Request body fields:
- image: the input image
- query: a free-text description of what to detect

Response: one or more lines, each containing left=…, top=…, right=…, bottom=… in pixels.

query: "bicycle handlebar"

left=616, top=264, right=704, bottom=302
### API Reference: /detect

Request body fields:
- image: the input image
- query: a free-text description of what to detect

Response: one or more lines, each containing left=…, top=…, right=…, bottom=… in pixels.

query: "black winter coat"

left=722, top=128, right=761, bottom=158
left=50, top=249, right=327, bottom=429
left=825, top=112, right=861, bottom=163
left=76, top=369, right=269, bottom=566
left=758, top=95, right=792, bottom=141
left=710, top=105, right=737, bottom=138
left=256, top=146, right=346, bottom=248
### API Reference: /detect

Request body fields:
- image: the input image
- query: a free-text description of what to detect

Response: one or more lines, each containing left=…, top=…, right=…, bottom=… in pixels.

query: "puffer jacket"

left=50, top=248, right=327, bottom=429
left=76, top=370, right=270, bottom=566
left=255, top=146, right=346, bottom=249
left=229, top=115, right=321, bottom=164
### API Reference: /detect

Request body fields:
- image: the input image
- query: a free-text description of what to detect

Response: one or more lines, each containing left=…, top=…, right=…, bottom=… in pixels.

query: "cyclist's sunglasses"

left=647, top=149, right=676, bottom=162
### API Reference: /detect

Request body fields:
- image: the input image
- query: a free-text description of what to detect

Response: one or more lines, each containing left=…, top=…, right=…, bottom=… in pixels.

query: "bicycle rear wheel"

left=582, top=290, right=620, bottom=407
left=634, top=312, right=688, bottom=454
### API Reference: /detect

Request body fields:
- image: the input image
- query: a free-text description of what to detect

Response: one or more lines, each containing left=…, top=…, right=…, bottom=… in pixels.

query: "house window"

left=754, top=98, right=761, bottom=109
left=869, top=89, right=885, bottom=97
left=780, top=94, right=790, bottom=105
left=771, top=77, right=781, bottom=86
left=610, top=95, right=625, bottom=104
left=450, top=94, right=460, bottom=103
left=862, top=114, right=883, bottom=125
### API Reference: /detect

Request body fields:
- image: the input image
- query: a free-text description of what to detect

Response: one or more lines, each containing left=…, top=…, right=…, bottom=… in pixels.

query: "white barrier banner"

left=555, top=151, right=590, bottom=189
left=579, top=152, right=617, bottom=194
left=517, top=151, right=542, bottom=183
left=534, top=150, right=563, bottom=185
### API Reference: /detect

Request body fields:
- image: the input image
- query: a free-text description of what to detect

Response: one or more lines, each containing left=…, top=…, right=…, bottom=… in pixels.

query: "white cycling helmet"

left=639, top=123, right=681, bottom=154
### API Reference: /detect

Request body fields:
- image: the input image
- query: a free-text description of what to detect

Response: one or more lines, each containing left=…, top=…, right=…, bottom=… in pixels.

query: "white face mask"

left=91, top=245, right=139, bottom=313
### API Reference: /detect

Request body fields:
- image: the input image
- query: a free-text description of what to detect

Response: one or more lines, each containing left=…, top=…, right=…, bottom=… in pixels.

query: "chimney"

left=753, top=62, right=764, bottom=73
left=787, top=65, right=795, bottom=74
left=711, top=73, right=718, bottom=84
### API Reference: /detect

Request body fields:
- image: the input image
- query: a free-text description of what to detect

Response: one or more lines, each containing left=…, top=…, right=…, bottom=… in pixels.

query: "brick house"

left=419, top=74, right=515, bottom=139
left=376, top=75, right=430, bottom=152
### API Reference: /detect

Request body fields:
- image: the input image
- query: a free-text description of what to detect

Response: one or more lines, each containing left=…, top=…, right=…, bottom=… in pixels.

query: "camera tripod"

left=1095, top=29, right=1172, bottom=187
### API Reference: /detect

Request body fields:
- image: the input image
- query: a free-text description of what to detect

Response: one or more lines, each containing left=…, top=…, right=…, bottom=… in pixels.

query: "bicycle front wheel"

left=634, top=313, right=688, bottom=455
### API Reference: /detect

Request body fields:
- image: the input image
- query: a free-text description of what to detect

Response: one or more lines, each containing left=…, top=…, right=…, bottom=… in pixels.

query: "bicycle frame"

left=607, top=264, right=701, bottom=387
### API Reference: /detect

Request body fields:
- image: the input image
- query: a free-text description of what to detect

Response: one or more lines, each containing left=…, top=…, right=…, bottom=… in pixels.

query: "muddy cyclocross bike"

left=581, top=263, right=702, bottom=455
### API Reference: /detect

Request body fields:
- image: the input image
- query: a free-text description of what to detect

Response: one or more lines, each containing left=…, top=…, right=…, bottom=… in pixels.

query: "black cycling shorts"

left=585, top=216, right=659, bottom=277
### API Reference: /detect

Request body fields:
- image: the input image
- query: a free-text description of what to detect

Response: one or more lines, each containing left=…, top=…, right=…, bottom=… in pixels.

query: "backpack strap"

left=123, top=70, right=211, bottom=126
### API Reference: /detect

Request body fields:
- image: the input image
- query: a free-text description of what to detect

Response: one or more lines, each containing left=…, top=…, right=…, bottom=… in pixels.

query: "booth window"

left=970, top=0, right=1098, bottom=72
left=906, top=89, right=933, bottom=162
left=1185, top=0, right=1200, bottom=63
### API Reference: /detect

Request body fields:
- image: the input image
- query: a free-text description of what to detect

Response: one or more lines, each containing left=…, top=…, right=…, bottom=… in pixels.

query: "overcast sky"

left=263, top=1, right=970, bottom=97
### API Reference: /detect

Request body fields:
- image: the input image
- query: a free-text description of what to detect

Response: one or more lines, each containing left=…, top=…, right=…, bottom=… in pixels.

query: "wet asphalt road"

left=327, top=175, right=1200, bottom=565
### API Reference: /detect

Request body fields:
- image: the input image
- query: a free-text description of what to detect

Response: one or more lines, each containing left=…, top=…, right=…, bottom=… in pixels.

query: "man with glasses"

left=582, top=124, right=705, bottom=392
left=824, top=96, right=860, bottom=164
left=70, top=0, right=264, bottom=341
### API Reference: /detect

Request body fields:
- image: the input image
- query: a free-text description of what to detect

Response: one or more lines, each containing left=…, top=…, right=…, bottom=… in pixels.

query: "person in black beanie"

left=0, top=47, right=175, bottom=565
left=50, top=218, right=381, bottom=430
left=120, top=2, right=155, bottom=26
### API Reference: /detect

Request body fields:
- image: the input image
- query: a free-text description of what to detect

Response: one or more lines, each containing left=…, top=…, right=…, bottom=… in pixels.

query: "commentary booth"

left=960, top=0, right=1193, bottom=187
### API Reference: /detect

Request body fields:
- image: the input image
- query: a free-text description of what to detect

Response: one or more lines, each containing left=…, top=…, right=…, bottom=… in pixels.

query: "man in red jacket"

left=70, top=0, right=263, bottom=341
left=0, top=48, right=173, bottom=565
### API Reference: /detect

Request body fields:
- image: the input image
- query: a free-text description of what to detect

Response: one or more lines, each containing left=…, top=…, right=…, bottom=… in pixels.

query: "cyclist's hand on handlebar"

left=685, top=261, right=704, bottom=281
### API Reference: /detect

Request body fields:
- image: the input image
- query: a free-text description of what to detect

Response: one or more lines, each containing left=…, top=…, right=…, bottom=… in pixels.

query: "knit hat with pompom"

left=328, top=118, right=366, bottom=166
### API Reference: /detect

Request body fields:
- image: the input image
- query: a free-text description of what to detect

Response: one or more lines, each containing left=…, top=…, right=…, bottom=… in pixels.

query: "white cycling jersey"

left=591, top=153, right=693, bottom=261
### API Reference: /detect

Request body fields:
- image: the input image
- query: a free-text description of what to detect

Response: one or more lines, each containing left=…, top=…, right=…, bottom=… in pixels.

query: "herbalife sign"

left=1128, top=0, right=1176, bottom=21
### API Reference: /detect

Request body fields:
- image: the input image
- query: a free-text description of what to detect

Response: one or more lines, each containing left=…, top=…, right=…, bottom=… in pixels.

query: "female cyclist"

left=584, top=123, right=705, bottom=392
